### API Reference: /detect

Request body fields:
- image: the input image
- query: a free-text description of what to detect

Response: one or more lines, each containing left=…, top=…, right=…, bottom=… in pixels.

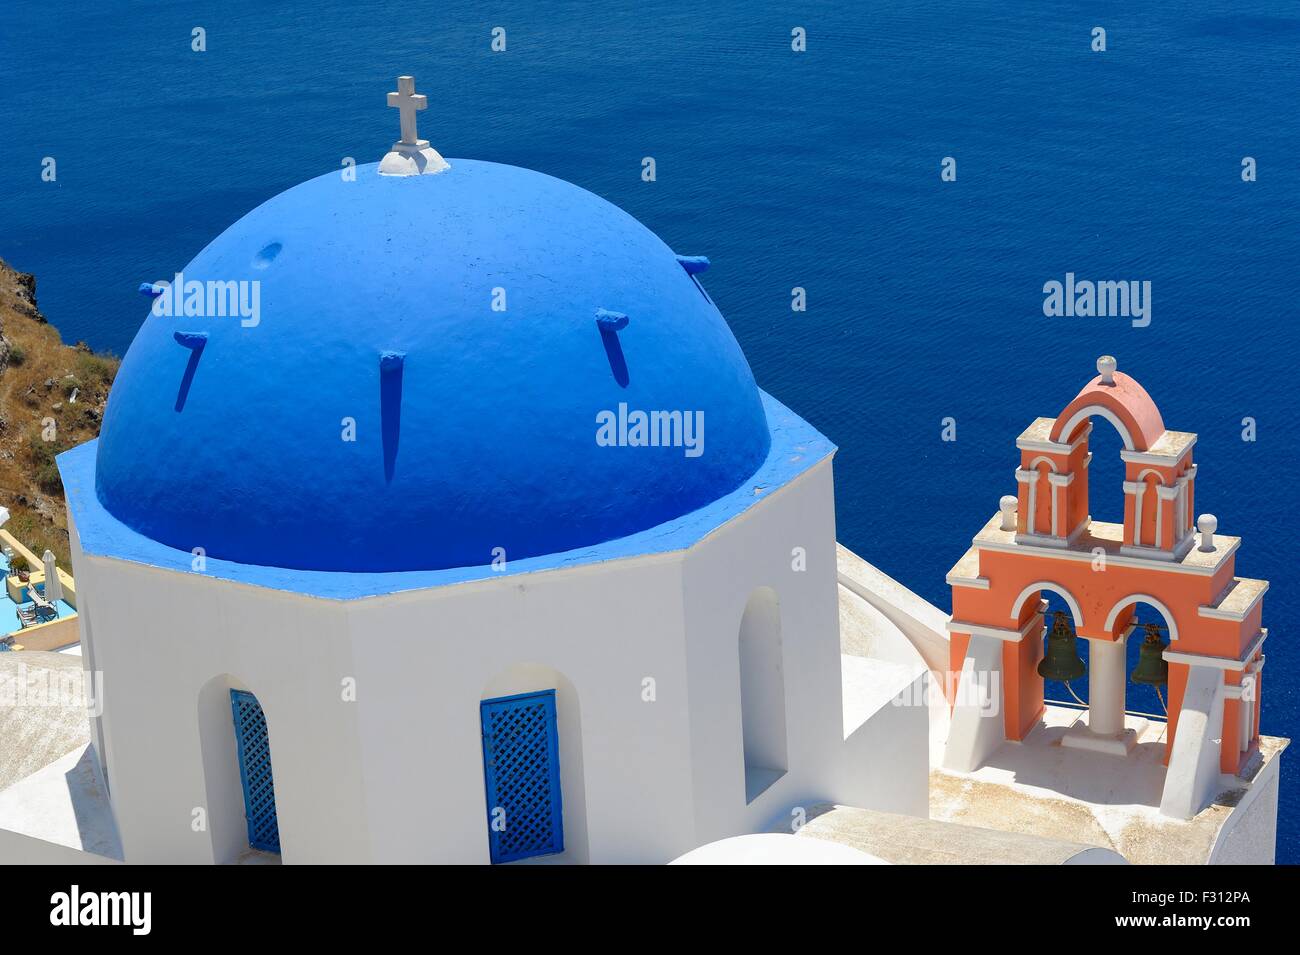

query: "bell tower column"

left=1086, top=636, right=1126, bottom=738
left=1063, top=633, right=1139, bottom=755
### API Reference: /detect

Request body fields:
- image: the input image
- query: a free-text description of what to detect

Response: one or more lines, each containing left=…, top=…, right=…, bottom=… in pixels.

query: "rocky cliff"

left=0, top=258, right=118, bottom=565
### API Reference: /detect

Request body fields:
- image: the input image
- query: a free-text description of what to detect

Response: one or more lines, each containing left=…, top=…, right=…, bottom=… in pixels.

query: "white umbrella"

left=42, top=550, right=63, bottom=605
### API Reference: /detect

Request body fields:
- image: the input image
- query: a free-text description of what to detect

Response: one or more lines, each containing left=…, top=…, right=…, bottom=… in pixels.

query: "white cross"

left=387, top=76, right=427, bottom=146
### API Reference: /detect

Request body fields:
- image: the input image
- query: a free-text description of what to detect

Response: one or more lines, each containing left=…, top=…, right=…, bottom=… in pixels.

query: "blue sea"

left=1, top=1, right=1296, bottom=862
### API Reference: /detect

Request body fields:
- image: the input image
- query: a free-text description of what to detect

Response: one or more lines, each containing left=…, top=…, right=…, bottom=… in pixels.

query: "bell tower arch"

left=944, top=356, right=1269, bottom=819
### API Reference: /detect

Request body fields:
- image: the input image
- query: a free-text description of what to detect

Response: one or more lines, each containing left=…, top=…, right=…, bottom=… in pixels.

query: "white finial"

left=1197, top=514, right=1217, bottom=552
left=378, top=75, right=450, bottom=177
left=1097, top=355, right=1117, bottom=385
left=999, top=495, right=1018, bottom=531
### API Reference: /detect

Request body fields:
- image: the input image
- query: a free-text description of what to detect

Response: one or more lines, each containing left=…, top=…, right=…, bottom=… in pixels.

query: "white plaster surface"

left=2, top=457, right=1284, bottom=866
left=0, top=650, right=91, bottom=791
left=378, top=144, right=449, bottom=176
left=1210, top=769, right=1280, bottom=865
left=0, top=743, right=121, bottom=861
left=7, top=456, right=928, bottom=864
left=671, top=832, right=886, bottom=865
left=794, top=803, right=1126, bottom=865
left=836, top=544, right=950, bottom=675
left=942, top=633, right=1005, bottom=773
left=931, top=704, right=1287, bottom=864
left=1161, top=664, right=1227, bottom=820
left=840, top=654, right=923, bottom=740
left=835, top=555, right=952, bottom=762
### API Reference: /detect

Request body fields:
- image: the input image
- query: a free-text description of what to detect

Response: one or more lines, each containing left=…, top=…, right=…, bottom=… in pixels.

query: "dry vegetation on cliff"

left=0, top=258, right=119, bottom=566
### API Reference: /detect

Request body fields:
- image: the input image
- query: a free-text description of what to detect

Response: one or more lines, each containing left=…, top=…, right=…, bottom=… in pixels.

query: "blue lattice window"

left=480, top=690, right=564, bottom=864
left=230, top=690, right=281, bottom=853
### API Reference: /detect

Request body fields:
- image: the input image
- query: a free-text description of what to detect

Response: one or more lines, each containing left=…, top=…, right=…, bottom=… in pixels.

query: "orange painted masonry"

left=947, top=357, right=1267, bottom=774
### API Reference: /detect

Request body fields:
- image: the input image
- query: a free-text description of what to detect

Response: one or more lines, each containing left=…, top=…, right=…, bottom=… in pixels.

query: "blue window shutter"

left=230, top=689, right=281, bottom=853
left=480, top=690, right=564, bottom=863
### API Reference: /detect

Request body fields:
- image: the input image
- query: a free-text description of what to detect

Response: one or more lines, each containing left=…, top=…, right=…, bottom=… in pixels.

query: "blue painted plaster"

left=59, top=391, right=834, bottom=600
left=93, top=159, right=775, bottom=573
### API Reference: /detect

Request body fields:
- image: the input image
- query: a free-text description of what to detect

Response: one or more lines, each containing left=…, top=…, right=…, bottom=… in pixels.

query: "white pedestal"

left=378, top=141, right=450, bottom=176
left=1061, top=717, right=1144, bottom=756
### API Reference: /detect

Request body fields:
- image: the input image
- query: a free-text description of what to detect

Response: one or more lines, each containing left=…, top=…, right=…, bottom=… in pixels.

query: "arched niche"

left=197, top=673, right=279, bottom=864
left=479, top=663, right=589, bottom=863
left=737, top=587, right=787, bottom=803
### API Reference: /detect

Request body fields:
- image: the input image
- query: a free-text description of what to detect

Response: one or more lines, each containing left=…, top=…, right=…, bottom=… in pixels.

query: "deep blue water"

left=1, top=1, right=1297, bottom=862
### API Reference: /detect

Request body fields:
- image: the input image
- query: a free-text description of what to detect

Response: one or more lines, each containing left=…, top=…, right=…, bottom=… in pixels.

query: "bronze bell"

left=1038, top=610, right=1086, bottom=682
left=1131, top=622, right=1169, bottom=686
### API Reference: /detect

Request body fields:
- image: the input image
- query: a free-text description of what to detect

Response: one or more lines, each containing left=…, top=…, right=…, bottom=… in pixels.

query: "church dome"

left=94, top=159, right=771, bottom=573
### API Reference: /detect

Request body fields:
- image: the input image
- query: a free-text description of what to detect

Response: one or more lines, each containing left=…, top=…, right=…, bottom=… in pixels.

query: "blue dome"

left=95, top=160, right=771, bottom=572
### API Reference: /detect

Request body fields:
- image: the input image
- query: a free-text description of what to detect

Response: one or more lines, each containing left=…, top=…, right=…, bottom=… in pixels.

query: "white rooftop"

left=930, top=703, right=1287, bottom=864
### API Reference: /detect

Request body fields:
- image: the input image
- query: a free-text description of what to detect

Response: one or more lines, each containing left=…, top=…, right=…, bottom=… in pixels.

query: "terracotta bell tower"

left=943, top=356, right=1267, bottom=818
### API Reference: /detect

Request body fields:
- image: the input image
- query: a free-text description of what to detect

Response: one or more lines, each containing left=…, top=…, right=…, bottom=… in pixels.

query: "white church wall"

left=479, top=664, right=590, bottom=862
left=210, top=584, right=370, bottom=864
left=196, top=673, right=249, bottom=864
left=680, top=458, right=923, bottom=842
left=836, top=544, right=951, bottom=676
left=66, top=515, right=109, bottom=791
left=838, top=583, right=951, bottom=766
left=350, top=555, right=697, bottom=864
left=834, top=666, right=930, bottom=816
left=74, top=555, right=369, bottom=864
left=74, top=542, right=702, bottom=863
left=738, top=586, right=789, bottom=797
left=0, top=827, right=122, bottom=865
left=63, top=456, right=928, bottom=865
left=1209, top=758, right=1282, bottom=865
